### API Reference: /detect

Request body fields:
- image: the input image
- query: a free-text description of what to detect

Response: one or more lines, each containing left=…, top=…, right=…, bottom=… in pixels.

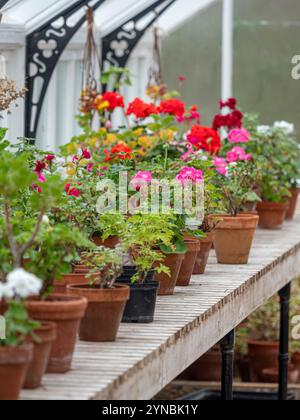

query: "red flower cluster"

left=187, top=125, right=221, bottom=155
left=126, top=98, right=158, bottom=119
left=219, top=97, right=237, bottom=110
left=102, top=92, right=125, bottom=111
left=104, top=143, right=133, bottom=162
left=65, top=183, right=80, bottom=198
left=158, top=98, right=186, bottom=118
left=213, top=110, right=243, bottom=131
left=34, top=160, right=46, bottom=173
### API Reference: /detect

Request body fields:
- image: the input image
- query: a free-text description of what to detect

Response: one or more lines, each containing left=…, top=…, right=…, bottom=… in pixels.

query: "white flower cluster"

left=0, top=269, right=42, bottom=300
left=273, top=121, right=295, bottom=135
left=257, top=125, right=271, bottom=135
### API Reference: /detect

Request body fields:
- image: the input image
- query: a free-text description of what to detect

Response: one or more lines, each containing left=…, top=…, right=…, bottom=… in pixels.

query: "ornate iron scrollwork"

left=102, top=0, right=176, bottom=72
left=25, top=0, right=107, bottom=139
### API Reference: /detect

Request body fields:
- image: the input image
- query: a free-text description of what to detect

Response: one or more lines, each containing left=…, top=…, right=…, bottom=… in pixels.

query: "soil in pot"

left=286, top=188, right=300, bottom=220
left=178, top=347, right=222, bottom=381
left=26, top=295, right=87, bottom=374
left=118, top=280, right=159, bottom=324
left=0, top=343, right=33, bottom=400
left=261, top=365, right=299, bottom=384
left=177, top=239, right=201, bottom=286
left=23, top=322, right=57, bottom=389
left=292, top=352, right=300, bottom=384
left=157, top=253, right=185, bottom=296
left=248, top=340, right=279, bottom=382
left=54, top=272, right=100, bottom=294
left=117, top=266, right=156, bottom=284
left=91, top=234, right=119, bottom=248
left=256, top=201, right=289, bottom=229
left=193, top=232, right=214, bottom=275
left=213, top=214, right=259, bottom=264
left=67, top=284, right=129, bottom=342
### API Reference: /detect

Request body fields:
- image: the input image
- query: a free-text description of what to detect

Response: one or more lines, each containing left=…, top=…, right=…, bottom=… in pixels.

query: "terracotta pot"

left=157, top=253, right=185, bottom=296
left=248, top=340, right=279, bottom=382
left=26, top=295, right=87, bottom=373
left=24, top=322, right=57, bottom=389
left=67, top=284, right=129, bottom=342
left=179, top=347, right=221, bottom=381
left=213, top=214, right=259, bottom=264
left=291, top=352, right=300, bottom=383
left=261, top=365, right=299, bottom=384
left=92, top=234, right=119, bottom=248
left=256, top=201, right=289, bottom=229
left=176, top=239, right=201, bottom=286
left=286, top=188, right=300, bottom=220
left=236, top=357, right=251, bottom=382
left=54, top=272, right=99, bottom=294
left=0, top=343, right=33, bottom=400
left=193, top=232, right=214, bottom=275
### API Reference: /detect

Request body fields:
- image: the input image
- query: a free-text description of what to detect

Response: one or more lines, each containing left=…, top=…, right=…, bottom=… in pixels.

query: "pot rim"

left=67, top=283, right=130, bottom=303
left=248, top=339, right=279, bottom=347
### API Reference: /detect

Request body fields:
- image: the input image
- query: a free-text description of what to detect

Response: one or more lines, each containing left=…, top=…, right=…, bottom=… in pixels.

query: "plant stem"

left=4, top=198, right=20, bottom=268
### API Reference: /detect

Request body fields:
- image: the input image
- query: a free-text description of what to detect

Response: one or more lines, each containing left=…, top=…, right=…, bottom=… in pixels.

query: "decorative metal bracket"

left=102, top=0, right=176, bottom=72
left=25, top=0, right=107, bottom=139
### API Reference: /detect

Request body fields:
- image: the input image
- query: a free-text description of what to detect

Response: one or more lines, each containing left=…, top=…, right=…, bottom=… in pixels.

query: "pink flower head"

left=45, top=154, right=55, bottom=162
left=179, top=75, right=186, bottom=82
left=181, top=144, right=194, bottom=162
left=213, top=157, right=228, bottom=175
left=176, top=167, right=204, bottom=186
left=72, top=155, right=79, bottom=162
left=37, top=172, right=46, bottom=183
left=130, top=171, right=152, bottom=191
left=228, top=128, right=250, bottom=144
left=227, top=147, right=252, bottom=163
left=82, top=149, right=91, bottom=159
left=87, top=163, right=94, bottom=173
left=65, top=183, right=80, bottom=197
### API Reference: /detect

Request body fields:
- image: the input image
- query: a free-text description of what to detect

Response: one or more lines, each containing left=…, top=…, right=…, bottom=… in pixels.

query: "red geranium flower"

left=45, top=154, right=55, bottom=162
left=34, top=160, right=46, bottom=173
left=104, top=143, right=133, bottom=162
left=102, top=92, right=125, bottom=111
left=82, top=149, right=91, bottom=159
left=126, top=98, right=158, bottom=119
left=65, top=183, right=80, bottom=198
left=187, top=125, right=221, bottom=155
left=219, top=97, right=237, bottom=110
left=213, top=110, right=243, bottom=131
left=158, top=98, right=186, bottom=118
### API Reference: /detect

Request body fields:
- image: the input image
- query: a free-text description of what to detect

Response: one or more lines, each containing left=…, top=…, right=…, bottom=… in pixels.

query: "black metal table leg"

left=220, top=330, right=235, bottom=400
left=278, top=282, right=291, bottom=400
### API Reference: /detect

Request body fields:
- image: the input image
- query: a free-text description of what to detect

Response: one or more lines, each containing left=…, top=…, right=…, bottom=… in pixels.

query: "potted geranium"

left=0, top=150, right=88, bottom=374
left=67, top=246, right=129, bottom=342
left=211, top=150, right=260, bottom=264
left=0, top=269, right=43, bottom=399
left=244, top=116, right=294, bottom=229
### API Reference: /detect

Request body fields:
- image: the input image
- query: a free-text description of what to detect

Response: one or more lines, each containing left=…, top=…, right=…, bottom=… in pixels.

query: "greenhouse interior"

left=0, top=0, right=300, bottom=403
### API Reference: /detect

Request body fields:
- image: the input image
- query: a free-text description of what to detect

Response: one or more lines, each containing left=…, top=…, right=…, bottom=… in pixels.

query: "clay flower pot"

left=256, top=201, right=289, bottom=229
left=177, top=238, right=201, bottom=286
left=67, top=284, right=129, bottom=342
left=248, top=340, right=279, bottom=382
left=193, top=232, right=214, bottom=275
left=179, top=347, right=222, bottom=381
left=0, top=343, right=33, bottom=400
left=157, top=253, right=185, bottom=296
left=213, top=214, right=259, bottom=264
left=54, top=272, right=99, bottom=294
left=286, top=188, right=300, bottom=220
left=23, top=322, right=57, bottom=390
left=26, top=295, right=87, bottom=373
left=92, top=234, right=119, bottom=248
left=261, top=365, right=299, bottom=384
left=292, top=352, right=300, bottom=383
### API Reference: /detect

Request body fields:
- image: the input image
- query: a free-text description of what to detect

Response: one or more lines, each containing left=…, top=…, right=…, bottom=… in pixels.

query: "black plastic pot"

left=120, top=281, right=159, bottom=324
left=117, top=266, right=156, bottom=284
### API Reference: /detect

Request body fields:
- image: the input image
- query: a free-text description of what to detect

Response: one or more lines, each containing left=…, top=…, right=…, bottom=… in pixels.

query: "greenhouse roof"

left=1, top=0, right=217, bottom=35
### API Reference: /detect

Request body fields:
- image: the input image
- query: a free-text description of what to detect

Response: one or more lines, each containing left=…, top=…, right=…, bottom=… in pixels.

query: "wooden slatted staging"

left=21, top=217, right=300, bottom=400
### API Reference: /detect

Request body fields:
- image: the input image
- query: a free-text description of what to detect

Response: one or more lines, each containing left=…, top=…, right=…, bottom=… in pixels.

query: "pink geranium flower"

left=176, top=167, right=204, bottom=186
left=227, top=147, right=252, bottom=162
left=130, top=171, right=153, bottom=191
left=213, top=157, right=228, bottom=175
left=228, top=128, right=250, bottom=144
left=37, top=172, right=46, bottom=183
left=45, top=154, right=55, bottom=162
left=82, top=149, right=91, bottom=159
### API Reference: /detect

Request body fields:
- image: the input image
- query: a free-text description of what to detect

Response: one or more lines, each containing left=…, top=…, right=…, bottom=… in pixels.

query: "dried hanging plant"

left=146, top=27, right=168, bottom=102
left=0, top=55, right=26, bottom=114
left=78, top=7, right=101, bottom=124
